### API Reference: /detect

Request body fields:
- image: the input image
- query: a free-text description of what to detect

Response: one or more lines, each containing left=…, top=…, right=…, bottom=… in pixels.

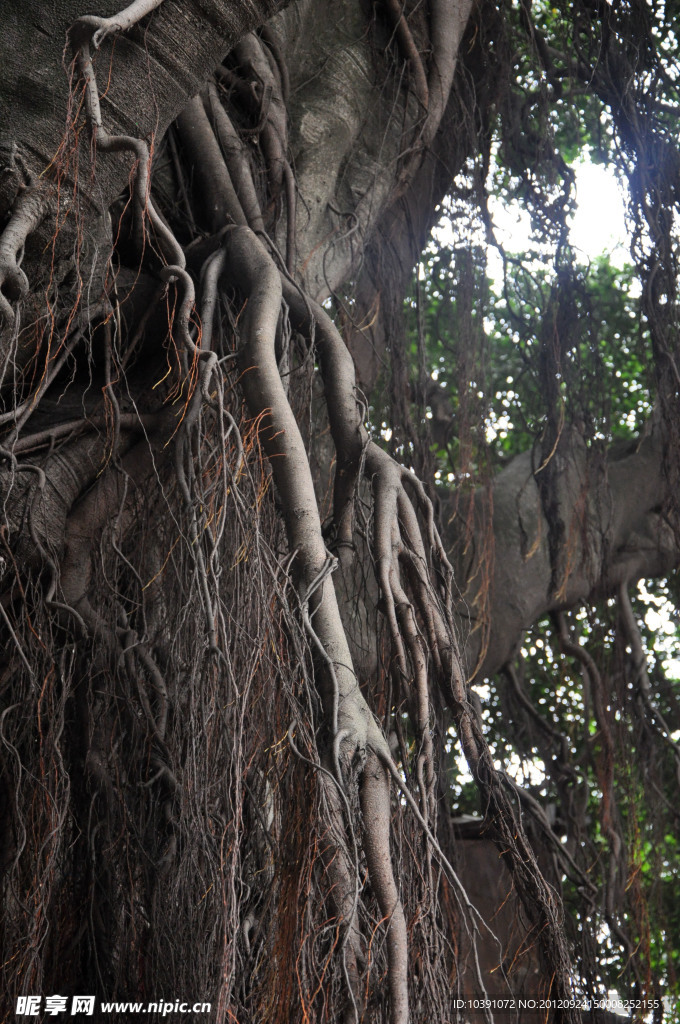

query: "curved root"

left=73, top=0, right=165, bottom=49
left=0, top=185, right=49, bottom=325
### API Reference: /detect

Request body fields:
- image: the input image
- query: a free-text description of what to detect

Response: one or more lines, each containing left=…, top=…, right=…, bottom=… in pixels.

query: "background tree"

left=0, top=0, right=678, bottom=1021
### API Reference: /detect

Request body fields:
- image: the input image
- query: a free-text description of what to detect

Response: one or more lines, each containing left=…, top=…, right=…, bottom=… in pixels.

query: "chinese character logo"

left=45, top=995, right=69, bottom=1015
left=16, top=996, right=41, bottom=1015
left=71, top=996, right=95, bottom=1015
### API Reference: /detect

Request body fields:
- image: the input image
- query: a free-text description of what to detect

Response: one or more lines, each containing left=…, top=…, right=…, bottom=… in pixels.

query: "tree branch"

left=448, top=429, right=679, bottom=680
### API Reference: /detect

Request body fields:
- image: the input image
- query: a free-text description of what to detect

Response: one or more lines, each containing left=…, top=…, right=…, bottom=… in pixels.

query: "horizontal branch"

left=447, top=428, right=678, bottom=680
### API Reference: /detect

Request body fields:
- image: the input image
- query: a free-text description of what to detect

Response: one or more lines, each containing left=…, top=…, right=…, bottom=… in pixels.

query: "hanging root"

left=384, top=0, right=429, bottom=112
left=283, top=273, right=578, bottom=1014
left=73, top=0, right=166, bottom=50
left=167, top=87, right=420, bottom=1014
left=361, top=753, right=409, bottom=1024
left=219, top=226, right=378, bottom=760
left=0, top=0, right=168, bottom=327
left=72, top=19, right=188, bottom=280
left=0, top=184, right=49, bottom=325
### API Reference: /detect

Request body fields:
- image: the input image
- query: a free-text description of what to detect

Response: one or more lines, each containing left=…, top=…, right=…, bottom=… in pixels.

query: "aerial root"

left=220, top=226, right=434, bottom=1022
left=205, top=83, right=266, bottom=233
left=0, top=0, right=168, bottom=325
left=288, top=281, right=579, bottom=1012
left=72, top=0, right=166, bottom=49
left=0, top=184, right=50, bottom=325
left=288, top=725, right=363, bottom=1022
left=360, top=752, right=409, bottom=1024
left=74, top=22, right=189, bottom=282
left=384, top=0, right=429, bottom=112
left=618, top=581, right=680, bottom=782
